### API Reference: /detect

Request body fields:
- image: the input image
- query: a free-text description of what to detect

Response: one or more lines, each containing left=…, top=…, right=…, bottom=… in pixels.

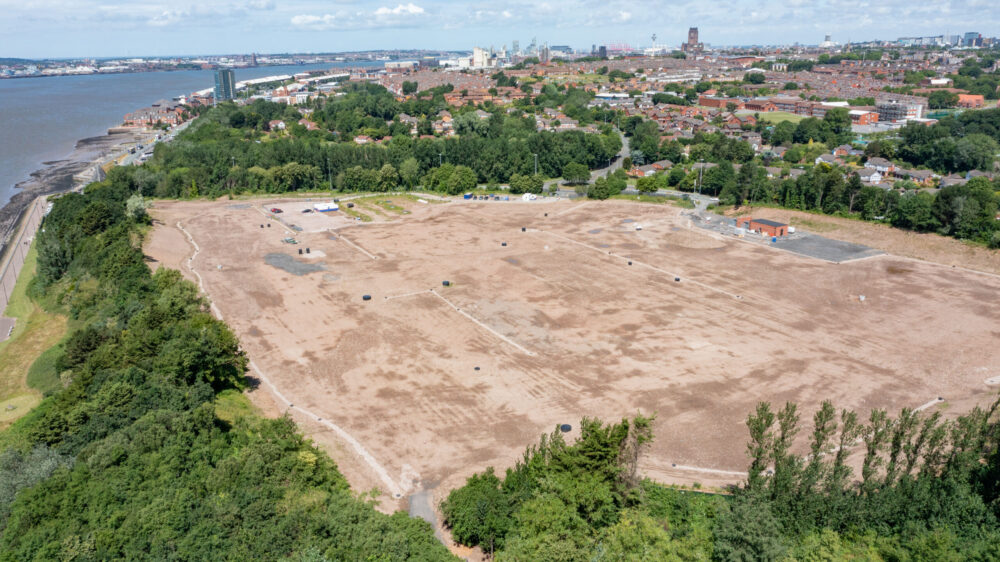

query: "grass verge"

left=610, top=194, right=696, bottom=208
left=0, top=245, right=68, bottom=430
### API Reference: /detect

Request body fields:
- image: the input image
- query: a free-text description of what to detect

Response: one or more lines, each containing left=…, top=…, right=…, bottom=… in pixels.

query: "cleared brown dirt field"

left=146, top=196, right=1000, bottom=507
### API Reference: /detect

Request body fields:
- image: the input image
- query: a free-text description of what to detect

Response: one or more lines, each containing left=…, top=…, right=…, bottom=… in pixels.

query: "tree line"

left=141, top=100, right=620, bottom=198
left=441, top=397, right=1000, bottom=560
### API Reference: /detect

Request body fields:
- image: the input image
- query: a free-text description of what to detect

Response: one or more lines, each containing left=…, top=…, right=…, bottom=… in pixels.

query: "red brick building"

left=737, top=217, right=789, bottom=237
left=957, top=94, right=985, bottom=108
left=698, top=96, right=744, bottom=110
left=849, top=109, right=879, bottom=125
left=744, top=100, right=777, bottom=112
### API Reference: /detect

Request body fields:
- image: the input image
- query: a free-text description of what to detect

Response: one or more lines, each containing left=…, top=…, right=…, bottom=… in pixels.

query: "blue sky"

left=1, top=0, right=996, bottom=59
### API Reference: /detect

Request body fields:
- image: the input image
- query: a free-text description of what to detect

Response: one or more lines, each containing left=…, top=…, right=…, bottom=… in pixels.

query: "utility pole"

left=328, top=157, right=333, bottom=190
left=439, top=153, right=443, bottom=166
left=698, top=158, right=704, bottom=195
left=533, top=153, right=538, bottom=176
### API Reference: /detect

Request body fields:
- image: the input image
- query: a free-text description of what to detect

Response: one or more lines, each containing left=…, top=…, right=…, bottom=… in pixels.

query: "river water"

left=0, top=62, right=366, bottom=206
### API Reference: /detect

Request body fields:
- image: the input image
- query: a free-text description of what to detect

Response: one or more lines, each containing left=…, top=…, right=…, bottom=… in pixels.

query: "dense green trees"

left=442, top=417, right=694, bottom=560
left=892, top=108, right=1000, bottom=173
left=508, top=173, right=544, bottom=194
left=587, top=170, right=628, bottom=200
left=0, top=169, right=451, bottom=560
left=562, top=162, right=590, bottom=184
left=716, top=397, right=1000, bottom=560
left=651, top=92, right=689, bottom=106
left=928, top=90, right=959, bottom=109
left=142, top=98, right=617, bottom=198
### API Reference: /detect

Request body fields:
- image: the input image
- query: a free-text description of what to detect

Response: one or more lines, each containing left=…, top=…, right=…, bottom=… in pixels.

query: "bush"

left=562, top=162, right=590, bottom=185
left=441, top=468, right=512, bottom=552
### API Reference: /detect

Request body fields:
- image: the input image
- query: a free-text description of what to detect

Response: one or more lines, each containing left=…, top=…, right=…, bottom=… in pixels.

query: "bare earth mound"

left=147, top=197, right=1000, bottom=506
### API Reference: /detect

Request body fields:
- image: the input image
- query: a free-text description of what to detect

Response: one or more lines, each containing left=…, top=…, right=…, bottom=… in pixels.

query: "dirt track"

left=146, top=196, right=1000, bottom=508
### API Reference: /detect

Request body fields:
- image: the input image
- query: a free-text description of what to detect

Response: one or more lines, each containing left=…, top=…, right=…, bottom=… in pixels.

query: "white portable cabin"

left=313, top=202, right=339, bottom=212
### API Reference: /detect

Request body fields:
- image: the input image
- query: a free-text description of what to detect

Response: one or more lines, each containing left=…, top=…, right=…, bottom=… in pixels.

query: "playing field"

left=757, top=111, right=807, bottom=124
left=146, top=195, right=1000, bottom=504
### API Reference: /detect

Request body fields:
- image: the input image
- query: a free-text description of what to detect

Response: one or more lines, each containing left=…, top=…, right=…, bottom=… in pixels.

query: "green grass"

left=407, top=193, right=448, bottom=204
left=353, top=200, right=390, bottom=219
left=25, top=344, right=62, bottom=395
left=609, top=194, right=696, bottom=208
left=551, top=73, right=608, bottom=84
left=354, top=196, right=412, bottom=216
left=0, top=245, right=68, bottom=429
left=759, top=111, right=807, bottom=125
left=340, top=205, right=373, bottom=222
left=214, top=388, right=261, bottom=424
left=790, top=217, right=840, bottom=233
left=376, top=200, right=410, bottom=215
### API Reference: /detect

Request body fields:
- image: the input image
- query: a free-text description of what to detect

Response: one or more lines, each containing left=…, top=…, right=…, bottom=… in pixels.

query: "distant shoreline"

left=0, top=66, right=276, bottom=80
left=0, top=61, right=380, bottom=81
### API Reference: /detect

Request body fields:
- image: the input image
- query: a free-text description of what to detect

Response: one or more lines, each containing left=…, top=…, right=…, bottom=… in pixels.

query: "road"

left=591, top=132, right=631, bottom=180
left=408, top=490, right=444, bottom=543
left=544, top=130, right=630, bottom=194
left=121, top=121, right=191, bottom=167
left=0, top=196, right=47, bottom=338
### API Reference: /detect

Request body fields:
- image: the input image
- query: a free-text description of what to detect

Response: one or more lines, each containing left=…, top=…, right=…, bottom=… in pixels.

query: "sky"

left=1, top=0, right=997, bottom=59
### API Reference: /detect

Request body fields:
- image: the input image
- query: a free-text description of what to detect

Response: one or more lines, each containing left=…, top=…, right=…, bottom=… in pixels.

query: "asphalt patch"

left=775, top=234, right=884, bottom=263
left=264, top=253, right=326, bottom=275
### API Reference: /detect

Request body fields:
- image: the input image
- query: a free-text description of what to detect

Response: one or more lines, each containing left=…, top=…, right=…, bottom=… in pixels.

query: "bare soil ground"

left=146, top=197, right=1000, bottom=515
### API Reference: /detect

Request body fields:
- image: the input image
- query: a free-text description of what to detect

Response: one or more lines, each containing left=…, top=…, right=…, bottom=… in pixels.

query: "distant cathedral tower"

left=683, top=27, right=702, bottom=52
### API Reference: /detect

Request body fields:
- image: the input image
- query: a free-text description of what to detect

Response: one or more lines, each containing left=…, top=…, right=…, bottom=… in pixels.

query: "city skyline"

left=2, top=0, right=999, bottom=59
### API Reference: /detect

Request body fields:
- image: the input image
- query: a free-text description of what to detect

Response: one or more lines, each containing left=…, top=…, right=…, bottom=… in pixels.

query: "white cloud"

left=290, top=2, right=427, bottom=31
left=290, top=13, right=338, bottom=29
left=373, top=3, right=424, bottom=16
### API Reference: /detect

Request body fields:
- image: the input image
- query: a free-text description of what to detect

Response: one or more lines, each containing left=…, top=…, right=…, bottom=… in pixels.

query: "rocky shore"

left=0, top=131, right=140, bottom=256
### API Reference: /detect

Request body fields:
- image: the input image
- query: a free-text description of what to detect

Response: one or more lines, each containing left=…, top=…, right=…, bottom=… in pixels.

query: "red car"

left=270, top=207, right=283, bottom=213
